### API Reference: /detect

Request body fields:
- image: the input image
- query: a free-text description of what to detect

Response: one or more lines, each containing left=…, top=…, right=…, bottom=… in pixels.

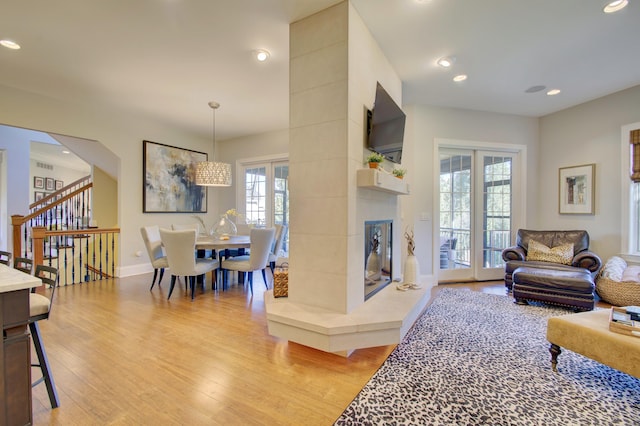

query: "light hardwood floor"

left=29, top=273, right=517, bottom=425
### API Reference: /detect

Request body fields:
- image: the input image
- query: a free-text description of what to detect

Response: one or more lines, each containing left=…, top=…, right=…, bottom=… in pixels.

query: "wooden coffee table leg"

left=549, top=343, right=562, bottom=372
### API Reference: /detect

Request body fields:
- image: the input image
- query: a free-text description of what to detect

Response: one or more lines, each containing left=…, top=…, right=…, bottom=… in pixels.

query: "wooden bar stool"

left=29, top=264, right=60, bottom=408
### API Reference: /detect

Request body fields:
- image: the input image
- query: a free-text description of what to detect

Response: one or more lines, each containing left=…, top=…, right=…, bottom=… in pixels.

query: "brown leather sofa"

left=502, top=229, right=602, bottom=311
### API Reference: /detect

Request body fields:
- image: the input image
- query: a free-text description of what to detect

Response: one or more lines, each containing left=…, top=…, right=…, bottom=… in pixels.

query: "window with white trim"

left=621, top=123, right=640, bottom=257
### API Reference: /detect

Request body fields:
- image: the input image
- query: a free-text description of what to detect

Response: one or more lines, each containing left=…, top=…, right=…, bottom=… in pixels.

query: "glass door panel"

left=273, top=162, right=289, bottom=256
left=438, top=148, right=516, bottom=282
left=475, top=152, right=513, bottom=281
left=439, top=151, right=473, bottom=282
left=244, top=166, right=267, bottom=226
left=240, top=159, right=289, bottom=257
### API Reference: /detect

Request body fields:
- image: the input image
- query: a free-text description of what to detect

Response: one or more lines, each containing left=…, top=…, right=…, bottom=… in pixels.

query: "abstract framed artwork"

left=143, top=140, right=207, bottom=213
left=559, top=163, right=595, bottom=215
left=34, top=176, right=44, bottom=189
left=45, top=177, right=55, bottom=191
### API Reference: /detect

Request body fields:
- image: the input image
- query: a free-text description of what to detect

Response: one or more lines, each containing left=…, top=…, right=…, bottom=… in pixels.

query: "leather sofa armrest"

left=502, top=246, right=525, bottom=262
left=572, top=251, right=602, bottom=273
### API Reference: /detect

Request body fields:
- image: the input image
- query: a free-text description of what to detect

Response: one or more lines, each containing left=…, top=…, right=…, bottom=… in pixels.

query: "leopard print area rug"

left=335, top=288, right=640, bottom=425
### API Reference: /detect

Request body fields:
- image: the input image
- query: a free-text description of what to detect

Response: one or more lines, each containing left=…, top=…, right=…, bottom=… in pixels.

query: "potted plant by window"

left=392, top=168, right=407, bottom=179
left=365, top=152, right=385, bottom=169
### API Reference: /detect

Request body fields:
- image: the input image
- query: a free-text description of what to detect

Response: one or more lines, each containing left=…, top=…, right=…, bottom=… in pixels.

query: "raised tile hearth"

left=264, top=281, right=432, bottom=356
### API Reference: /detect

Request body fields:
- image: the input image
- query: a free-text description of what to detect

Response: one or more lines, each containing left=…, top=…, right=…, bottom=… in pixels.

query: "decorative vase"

left=403, top=254, right=420, bottom=285
left=366, top=250, right=382, bottom=282
left=212, top=214, right=237, bottom=238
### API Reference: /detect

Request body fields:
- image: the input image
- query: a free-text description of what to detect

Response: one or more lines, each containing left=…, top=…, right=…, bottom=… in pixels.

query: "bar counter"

left=1, top=264, right=42, bottom=425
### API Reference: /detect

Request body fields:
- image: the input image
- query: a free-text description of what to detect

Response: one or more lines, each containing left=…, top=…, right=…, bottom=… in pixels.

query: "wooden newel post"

left=32, top=226, right=46, bottom=266
left=11, top=215, right=24, bottom=258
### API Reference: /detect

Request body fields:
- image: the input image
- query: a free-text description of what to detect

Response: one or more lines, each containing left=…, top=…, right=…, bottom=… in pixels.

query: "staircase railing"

left=11, top=175, right=120, bottom=285
left=31, top=226, right=119, bottom=285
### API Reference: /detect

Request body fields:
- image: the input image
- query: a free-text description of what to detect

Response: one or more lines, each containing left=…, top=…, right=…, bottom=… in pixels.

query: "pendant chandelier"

left=195, top=101, right=232, bottom=187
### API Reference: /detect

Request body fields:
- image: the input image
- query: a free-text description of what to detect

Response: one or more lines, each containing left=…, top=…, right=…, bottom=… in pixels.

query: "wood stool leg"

left=549, top=343, right=562, bottom=372
left=30, top=321, right=60, bottom=408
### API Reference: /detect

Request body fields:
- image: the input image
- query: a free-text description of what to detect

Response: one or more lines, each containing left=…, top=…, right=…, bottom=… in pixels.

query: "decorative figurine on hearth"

left=399, top=227, right=421, bottom=290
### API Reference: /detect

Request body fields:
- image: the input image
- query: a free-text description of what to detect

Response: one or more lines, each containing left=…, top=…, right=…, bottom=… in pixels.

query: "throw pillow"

left=526, top=240, right=574, bottom=265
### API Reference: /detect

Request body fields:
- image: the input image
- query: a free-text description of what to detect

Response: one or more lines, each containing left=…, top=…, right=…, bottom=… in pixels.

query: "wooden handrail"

left=25, top=183, right=93, bottom=223
left=28, top=175, right=91, bottom=211
left=37, top=227, right=120, bottom=237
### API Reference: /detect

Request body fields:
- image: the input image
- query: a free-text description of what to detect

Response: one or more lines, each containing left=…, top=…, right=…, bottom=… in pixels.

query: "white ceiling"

left=1, top=0, right=639, bottom=144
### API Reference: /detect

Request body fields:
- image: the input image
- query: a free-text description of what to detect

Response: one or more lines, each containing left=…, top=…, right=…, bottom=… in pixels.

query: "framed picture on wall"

left=45, top=177, right=55, bottom=191
left=34, top=176, right=44, bottom=189
left=559, top=164, right=595, bottom=215
left=55, top=180, right=64, bottom=190
left=142, top=140, right=208, bottom=213
left=34, top=191, right=45, bottom=201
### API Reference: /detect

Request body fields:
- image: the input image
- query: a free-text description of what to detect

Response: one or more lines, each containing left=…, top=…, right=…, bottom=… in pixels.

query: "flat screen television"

left=367, top=82, right=406, bottom=164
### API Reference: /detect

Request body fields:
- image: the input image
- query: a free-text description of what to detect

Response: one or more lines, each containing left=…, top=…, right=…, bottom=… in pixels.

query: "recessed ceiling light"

left=0, top=39, right=20, bottom=50
left=437, top=56, right=456, bottom=68
left=255, top=49, right=270, bottom=62
left=603, top=0, right=628, bottom=13
left=62, top=150, right=70, bottom=154
left=546, top=89, right=561, bottom=96
left=453, top=74, right=467, bottom=82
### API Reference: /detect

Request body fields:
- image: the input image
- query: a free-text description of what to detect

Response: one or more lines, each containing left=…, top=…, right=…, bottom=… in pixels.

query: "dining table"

left=0, top=263, right=42, bottom=425
left=195, top=235, right=251, bottom=288
left=195, top=234, right=251, bottom=252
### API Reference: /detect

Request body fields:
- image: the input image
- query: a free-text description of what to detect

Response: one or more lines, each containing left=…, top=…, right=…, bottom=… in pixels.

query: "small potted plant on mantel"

left=365, top=152, right=385, bottom=169
left=393, top=168, right=407, bottom=179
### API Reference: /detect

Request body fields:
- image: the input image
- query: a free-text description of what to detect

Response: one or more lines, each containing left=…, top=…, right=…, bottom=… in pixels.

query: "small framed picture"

left=559, top=164, right=595, bottom=215
left=45, top=177, right=55, bottom=191
left=34, top=176, right=44, bottom=189
left=34, top=191, right=45, bottom=201
left=55, top=180, right=64, bottom=190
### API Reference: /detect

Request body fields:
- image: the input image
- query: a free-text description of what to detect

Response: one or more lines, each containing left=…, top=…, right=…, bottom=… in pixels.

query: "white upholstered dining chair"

left=140, top=226, right=169, bottom=290
left=159, top=228, right=219, bottom=300
left=221, top=227, right=275, bottom=294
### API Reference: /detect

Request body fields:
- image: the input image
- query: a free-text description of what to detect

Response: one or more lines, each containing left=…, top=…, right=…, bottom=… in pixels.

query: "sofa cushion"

left=526, top=240, right=574, bottom=265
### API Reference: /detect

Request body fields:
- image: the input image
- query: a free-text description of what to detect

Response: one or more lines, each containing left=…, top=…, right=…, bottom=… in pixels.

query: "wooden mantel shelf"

left=357, top=168, right=409, bottom=195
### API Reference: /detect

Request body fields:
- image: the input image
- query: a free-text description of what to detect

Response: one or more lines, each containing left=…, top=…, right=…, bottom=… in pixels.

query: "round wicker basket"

left=596, top=276, right=640, bottom=306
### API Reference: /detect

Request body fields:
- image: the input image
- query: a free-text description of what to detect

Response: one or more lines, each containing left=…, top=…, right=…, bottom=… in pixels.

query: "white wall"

left=0, top=83, right=217, bottom=275
left=538, top=84, right=640, bottom=261
left=0, top=126, right=32, bottom=250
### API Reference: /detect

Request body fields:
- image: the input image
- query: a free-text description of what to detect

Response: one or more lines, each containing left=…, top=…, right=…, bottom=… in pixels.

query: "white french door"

left=238, top=156, right=289, bottom=256
left=437, top=145, right=522, bottom=282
